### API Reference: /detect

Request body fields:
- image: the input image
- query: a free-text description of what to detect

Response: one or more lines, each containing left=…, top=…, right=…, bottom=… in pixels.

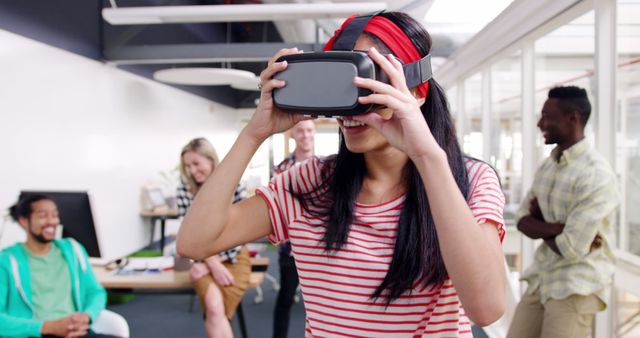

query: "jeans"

left=272, top=251, right=300, bottom=338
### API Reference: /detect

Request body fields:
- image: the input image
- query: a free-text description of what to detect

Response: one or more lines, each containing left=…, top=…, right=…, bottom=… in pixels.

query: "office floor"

left=106, top=248, right=307, bottom=338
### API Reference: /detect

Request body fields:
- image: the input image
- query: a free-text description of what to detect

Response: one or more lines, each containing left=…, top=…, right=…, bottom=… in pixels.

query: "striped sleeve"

left=555, top=162, right=618, bottom=260
left=466, top=160, right=506, bottom=241
left=256, top=157, right=322, bottom=245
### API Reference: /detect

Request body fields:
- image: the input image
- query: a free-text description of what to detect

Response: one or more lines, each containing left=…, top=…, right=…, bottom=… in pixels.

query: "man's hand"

left=590, top=234, right=603, bottom=251
left=529, top=197, right=543, bottom=220
left=42, top=317, right=73, bottom=337
left=64, top=312, right=90, bottom=338
left=41, top=312, right=90, bottom=338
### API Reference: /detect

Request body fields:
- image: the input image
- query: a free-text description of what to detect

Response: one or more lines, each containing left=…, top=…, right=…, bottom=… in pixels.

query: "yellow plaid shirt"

left=517, top=139, right=618, bottom=306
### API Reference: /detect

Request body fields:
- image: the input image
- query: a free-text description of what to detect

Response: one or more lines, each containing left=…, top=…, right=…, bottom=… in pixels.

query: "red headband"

left=324, top=14, right=429, bottom=98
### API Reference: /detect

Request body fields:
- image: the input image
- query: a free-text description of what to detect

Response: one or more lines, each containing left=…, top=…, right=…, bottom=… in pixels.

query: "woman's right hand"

left=245, top=47, right=310, bottom=142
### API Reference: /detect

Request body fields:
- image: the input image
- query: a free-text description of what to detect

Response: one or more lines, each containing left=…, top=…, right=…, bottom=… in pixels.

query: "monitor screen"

left=19, top=191, right=102, bottom=257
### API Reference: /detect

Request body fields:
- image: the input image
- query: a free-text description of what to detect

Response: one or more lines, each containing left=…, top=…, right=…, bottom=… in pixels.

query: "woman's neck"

left=359, top=148, right=409, bottom=204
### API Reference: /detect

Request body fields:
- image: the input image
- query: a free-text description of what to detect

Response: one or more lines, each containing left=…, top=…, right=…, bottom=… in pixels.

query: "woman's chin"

left=344, top=140, right=371, bottom=154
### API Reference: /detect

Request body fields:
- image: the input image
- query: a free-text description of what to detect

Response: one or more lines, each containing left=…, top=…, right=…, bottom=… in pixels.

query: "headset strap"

left=331, top=11, right=381, bottom=51
left=403, top=54, right=432, bottom=88
left=332, top=11, right=432, bottom=87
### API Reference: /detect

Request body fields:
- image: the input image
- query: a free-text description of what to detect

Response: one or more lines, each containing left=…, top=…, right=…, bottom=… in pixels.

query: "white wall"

left=0, top=29, right=243, bottom=259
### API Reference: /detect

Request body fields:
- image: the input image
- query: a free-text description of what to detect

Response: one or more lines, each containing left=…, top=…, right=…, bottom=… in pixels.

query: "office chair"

left=92, top=309, right=130, bottom=338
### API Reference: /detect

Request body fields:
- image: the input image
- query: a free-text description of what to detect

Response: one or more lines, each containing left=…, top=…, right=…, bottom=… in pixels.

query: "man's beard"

left=28, top=223, right=53, bottom=244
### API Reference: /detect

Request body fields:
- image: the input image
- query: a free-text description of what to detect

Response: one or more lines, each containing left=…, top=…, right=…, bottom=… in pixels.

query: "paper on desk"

left=122, top=257, right=174, bottom=271
left=89, top=257, right=110, bottom=266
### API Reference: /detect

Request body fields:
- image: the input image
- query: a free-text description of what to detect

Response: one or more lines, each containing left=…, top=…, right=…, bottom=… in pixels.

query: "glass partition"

left=463, top=73, right=483, bottom=158
left=615, top=288, right=640, bottom=337
left=617, top=0, right=640, bottom=256
left=535, top=11, right=595, bottom=162
left=491, top=52, right=523, bottom=210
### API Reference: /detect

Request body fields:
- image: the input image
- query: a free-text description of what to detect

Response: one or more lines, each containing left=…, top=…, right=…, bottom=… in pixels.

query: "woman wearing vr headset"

left=177, top=11, right=505, bottom=337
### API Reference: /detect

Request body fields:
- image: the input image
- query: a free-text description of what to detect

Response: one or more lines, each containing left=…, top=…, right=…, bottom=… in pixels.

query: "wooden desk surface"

left=94, top=257, right=268, bottom=290
left=94, top=266, right=191, bottom=289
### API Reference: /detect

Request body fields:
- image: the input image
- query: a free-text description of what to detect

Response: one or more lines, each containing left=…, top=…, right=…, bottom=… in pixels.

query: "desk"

left=94, top=266, right=191, bottom=290
left=140, top=209, right=179, bottom=255
left=94, top=267, right=265, bottom=290
left=94, top=257, right=268, bottom=338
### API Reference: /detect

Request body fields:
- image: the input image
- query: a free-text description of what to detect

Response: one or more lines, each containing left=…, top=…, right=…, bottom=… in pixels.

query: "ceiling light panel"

left=153, top=68, right=256, bottom=86
left=103, top=3, right=387, bottom=25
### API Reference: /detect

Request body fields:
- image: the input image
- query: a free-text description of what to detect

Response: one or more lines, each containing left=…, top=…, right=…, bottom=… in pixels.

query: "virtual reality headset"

left=273, top=12, right=432, bottom=117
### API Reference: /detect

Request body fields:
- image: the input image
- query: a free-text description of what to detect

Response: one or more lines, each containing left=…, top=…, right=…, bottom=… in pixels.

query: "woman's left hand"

left=352, top=46, right=442, bottom=160
left=205, top=256, right=235, bottom=286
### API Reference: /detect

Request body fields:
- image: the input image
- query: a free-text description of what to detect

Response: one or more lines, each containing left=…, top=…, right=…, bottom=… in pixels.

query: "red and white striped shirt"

left=256, top=157, right=505, bottom=337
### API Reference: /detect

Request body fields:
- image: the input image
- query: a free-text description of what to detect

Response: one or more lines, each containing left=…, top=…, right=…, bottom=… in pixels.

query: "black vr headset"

left=272, top=12, right=432, bottom=117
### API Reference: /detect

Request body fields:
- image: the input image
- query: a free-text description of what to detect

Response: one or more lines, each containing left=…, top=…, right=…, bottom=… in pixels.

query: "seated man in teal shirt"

left=0, top=194, right=120, bottom=338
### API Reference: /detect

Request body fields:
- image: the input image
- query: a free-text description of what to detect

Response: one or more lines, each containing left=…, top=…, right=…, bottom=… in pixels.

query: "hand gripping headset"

left=272, top=12, right=432, bottom=116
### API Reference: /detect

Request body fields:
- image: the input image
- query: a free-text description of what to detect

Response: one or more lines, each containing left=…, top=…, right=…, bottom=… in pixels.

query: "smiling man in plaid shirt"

left=507, top=86, right=619, bottom=338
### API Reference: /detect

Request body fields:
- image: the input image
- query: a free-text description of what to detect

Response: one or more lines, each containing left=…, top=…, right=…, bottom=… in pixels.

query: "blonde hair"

left=180, top=137, right=219, bottom=195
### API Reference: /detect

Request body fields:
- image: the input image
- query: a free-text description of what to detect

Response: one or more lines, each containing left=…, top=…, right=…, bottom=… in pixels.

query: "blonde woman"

left=177, top=137, right=250, bottom=338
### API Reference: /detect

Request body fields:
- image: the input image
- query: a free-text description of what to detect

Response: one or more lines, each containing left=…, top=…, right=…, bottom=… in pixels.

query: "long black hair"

left=294, top=12, right=470, bottom=305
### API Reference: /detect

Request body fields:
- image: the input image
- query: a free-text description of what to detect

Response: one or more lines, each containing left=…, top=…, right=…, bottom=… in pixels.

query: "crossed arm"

left=517, top=197, right=564, bottom=255
left=518, top=194, right=607, bottom=257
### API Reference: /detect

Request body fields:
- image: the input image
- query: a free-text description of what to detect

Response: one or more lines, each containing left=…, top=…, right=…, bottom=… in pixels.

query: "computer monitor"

left=19, top=191, right=102, bottom=257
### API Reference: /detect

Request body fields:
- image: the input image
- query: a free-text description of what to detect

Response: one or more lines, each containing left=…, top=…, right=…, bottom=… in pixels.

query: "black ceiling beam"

left=104, top=42, right=454, bottom=65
